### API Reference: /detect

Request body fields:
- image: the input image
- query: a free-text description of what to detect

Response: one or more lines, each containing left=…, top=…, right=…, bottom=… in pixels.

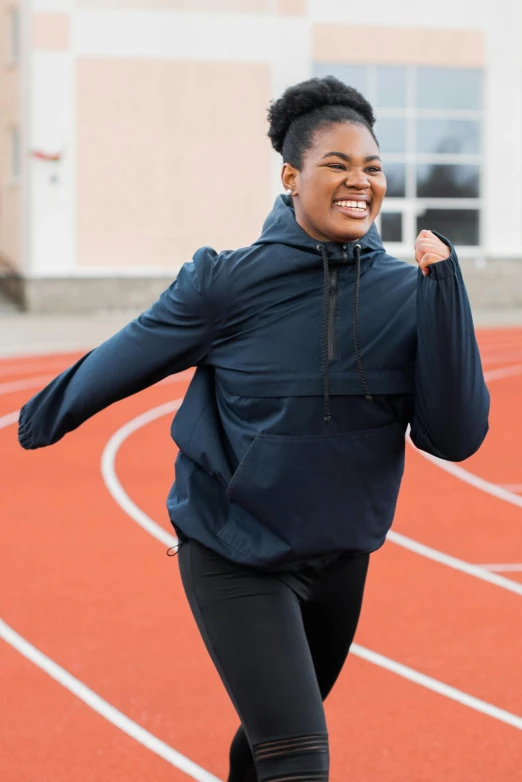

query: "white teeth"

left=335, top=200, right=368, bottom=210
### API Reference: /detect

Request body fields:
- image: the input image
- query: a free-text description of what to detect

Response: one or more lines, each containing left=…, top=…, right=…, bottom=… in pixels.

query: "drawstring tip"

left=365, top=394, right=373, bottom=403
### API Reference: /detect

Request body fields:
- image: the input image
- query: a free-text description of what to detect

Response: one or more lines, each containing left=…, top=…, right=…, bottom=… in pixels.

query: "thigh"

left=178, top=540, right=328, bottom=745
left=302, top=553, right=370, bottom=700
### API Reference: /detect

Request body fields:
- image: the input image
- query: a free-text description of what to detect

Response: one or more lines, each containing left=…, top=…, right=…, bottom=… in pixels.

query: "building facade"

left=1, top=0, right=522, bottom=311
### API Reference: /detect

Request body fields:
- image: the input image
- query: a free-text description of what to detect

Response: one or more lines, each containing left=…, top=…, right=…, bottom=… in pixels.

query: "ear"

left=281, top=163, right=298, bottom=195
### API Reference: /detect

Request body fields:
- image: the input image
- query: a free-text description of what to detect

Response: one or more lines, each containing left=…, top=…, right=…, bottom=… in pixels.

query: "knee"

left=252, top=733, right=329, bottom=782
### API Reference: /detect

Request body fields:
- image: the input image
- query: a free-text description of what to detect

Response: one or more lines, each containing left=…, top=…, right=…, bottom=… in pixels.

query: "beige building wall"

left=76, top=60, right=272, bottom=269
left=0, top=0, right=20, bottom=273
left=313, top=24, right=485, bottom=67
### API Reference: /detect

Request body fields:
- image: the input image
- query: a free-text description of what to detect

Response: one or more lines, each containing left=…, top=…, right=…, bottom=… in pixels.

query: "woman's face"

left=282, top=122, right=386, bottom=244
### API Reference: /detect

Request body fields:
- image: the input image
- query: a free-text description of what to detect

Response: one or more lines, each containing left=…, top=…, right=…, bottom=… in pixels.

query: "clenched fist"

left=415, top=230, right=451, bottom=277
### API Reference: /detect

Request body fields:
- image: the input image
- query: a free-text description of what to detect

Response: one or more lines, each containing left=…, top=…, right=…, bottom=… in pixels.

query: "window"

left=312, top=63, right=483, bottom=249
left=8, top=5, right=20, bottom=63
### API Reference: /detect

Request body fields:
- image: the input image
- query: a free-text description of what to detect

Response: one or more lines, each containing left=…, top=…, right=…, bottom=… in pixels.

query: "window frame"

left=313, top=63, right=484, bottom=255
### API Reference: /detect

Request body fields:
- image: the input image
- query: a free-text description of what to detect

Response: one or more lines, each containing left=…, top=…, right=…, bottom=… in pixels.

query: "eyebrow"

left=321, top=151, right=382, bottom=163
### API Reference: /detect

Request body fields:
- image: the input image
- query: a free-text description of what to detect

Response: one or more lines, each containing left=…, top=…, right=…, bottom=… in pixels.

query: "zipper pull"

left=341, top=243, right=348, bottom=262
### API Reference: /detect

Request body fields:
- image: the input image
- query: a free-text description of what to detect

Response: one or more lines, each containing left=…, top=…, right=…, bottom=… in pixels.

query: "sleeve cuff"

left=17, top=406, right=36, bottom=450
left=424, top=230, right=460, bottom=281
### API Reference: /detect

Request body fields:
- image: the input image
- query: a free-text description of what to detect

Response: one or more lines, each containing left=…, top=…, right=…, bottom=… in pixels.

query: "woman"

left=18, top=76, right=489, bottom=782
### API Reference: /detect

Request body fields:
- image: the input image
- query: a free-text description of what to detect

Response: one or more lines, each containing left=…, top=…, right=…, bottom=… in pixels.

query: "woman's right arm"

left=18, top=248, right=217, bottom=450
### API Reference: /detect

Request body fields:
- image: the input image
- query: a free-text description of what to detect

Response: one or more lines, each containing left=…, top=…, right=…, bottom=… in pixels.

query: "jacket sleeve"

left=409, top=234, right=490, bottom=462
left=18, top=248, right=217, bottom=450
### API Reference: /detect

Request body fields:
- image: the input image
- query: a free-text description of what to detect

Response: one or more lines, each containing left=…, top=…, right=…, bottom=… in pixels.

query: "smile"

left=333, top=200, right=370, bottom=218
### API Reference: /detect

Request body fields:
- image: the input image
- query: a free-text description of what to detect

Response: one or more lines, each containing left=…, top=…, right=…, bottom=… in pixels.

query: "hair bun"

left=267, top=75, right=375, bottom=154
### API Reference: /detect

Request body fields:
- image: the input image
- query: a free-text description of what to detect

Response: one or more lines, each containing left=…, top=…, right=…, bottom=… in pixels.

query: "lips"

left=333, top=199, right=370, bottom=219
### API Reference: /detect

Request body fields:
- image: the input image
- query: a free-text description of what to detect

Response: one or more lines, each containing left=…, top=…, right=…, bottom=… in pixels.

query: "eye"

left=327, top=163, right=346, bottom=170
left=366, top=167, right=383, bottom=173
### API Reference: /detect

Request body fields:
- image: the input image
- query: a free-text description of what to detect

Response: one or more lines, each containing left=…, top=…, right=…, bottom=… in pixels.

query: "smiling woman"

left=17, top=75, right=490, bottom=782
left=268, top=77, right=387, bottom=243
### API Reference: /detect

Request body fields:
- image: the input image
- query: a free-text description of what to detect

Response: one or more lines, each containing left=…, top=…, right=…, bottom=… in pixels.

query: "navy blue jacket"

left=18, top=195, right=490, bottom=570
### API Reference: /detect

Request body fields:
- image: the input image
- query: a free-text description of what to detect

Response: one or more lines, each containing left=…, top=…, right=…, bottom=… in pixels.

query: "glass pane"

left=416, top=209, right=480, bottom=246
left=416, top=68, right=483, bottom=110
left=376, top=67, right=407, bottom=108
left=375, top=117, right=406, bottom=153
left=313, top=63, right=368, bottom=96
left=417, top=164, right=480, bottom=198
left=383, top=163, right=406, bottom=197
left=381, top=213, right=403, bottom=242
left=416, top=119, right=481, bottom=154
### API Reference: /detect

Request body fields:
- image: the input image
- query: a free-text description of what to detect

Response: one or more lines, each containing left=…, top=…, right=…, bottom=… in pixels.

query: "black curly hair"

left=267, top=75, right=377, bottom=170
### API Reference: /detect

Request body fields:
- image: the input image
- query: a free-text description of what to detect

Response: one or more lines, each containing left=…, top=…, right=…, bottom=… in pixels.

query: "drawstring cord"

left=353, top=243, right=373, bottom=403
left=318, top=242, right=372, bottom=424
left=166, top=541, right=184, bottom=557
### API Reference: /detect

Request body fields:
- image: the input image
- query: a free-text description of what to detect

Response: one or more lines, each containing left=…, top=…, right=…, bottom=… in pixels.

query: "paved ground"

left=0, top=309, right=143, bottom=357
left=1, top=303, right=522, bottom=358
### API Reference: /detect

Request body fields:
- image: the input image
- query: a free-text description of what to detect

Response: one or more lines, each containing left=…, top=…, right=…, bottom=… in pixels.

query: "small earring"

left=286, top=188, right=293, bottom=195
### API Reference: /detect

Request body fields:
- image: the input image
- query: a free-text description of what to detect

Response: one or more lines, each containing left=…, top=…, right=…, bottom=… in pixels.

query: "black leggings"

left=178, top=540, right=369, bottom=782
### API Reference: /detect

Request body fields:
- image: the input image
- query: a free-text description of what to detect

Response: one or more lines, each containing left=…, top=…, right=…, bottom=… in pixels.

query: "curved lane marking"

left=406, top=442, right=522, bottom=512
left=0, top=618, right=222, bottom=782
left=0, top=410, right=20, bottom=428
left=0, top=376, right=54, bottom=395
left=406, top=363, right=522, bottom=520
left=480, top=350, right=522, bottom=366
left=100, top=401, right=182, bottom=549
left=351, top=643, right=522, bottom=731
left=0, top=400, right=220, bottom=781
left=102, top=402, right=522, bottom=730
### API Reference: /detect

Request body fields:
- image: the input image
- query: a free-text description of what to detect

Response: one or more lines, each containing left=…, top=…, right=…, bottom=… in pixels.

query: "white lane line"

left=103, top=402, right=522, bottom=731
left=0, top=376, right=54, bottom=395
left=0, top=398, right=221, bottom=779
left=0, top=410, right=20, bottom=428
left=483, top=363, right=522, bottom=382
left=350, top=644, right=522, bottom=731
left=480, top=350, right=522, bottom=366
left=498, top=485, right=522, bottom=493
left=478, top=564, right=522, bottom=573
left=407, top=363, right=522, bottom=519
left=0, top=618, right=222, bottom=782
left=386, top=530, right=522, bottom=596
left=408, top=440, right=522, bottom=513
left=100, top=401, right=182, bottom=549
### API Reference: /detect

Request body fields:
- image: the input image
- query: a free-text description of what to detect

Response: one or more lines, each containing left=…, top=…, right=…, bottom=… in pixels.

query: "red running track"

left=1, top=328, right=521, bottom=781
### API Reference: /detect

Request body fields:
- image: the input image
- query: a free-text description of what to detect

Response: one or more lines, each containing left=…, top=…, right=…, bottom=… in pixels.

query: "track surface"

left=1, top=328, right=521, bottom=781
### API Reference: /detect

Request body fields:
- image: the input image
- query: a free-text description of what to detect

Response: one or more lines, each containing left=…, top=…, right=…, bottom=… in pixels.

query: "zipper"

left=327, top=266, right=339, bottom=361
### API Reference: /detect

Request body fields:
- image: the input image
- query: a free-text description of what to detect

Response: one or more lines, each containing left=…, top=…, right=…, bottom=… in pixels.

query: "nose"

left=345, top=169, right=370, bottom=189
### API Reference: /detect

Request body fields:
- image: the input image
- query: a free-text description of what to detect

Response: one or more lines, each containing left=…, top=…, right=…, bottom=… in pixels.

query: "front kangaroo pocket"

left=226, top=424, right=406, bottom=557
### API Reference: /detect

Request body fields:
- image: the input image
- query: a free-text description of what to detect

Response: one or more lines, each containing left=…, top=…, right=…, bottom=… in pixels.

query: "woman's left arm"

left=409, top=230, right=490, bottom=462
